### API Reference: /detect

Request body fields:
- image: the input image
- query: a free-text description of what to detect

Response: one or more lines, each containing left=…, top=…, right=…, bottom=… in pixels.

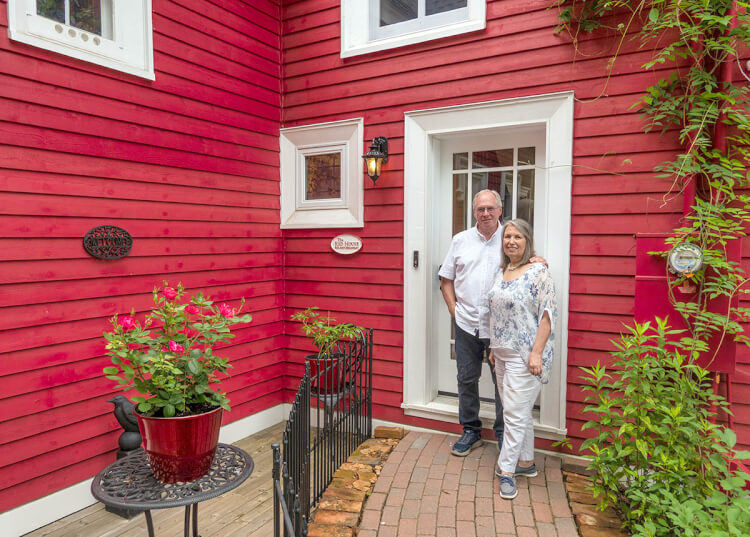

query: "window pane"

left=426, top=0, right=467, bottom=16
left=517, top=169, right=535, bottom=226
left=37, top=0, right=65, bottom=23
left=380, top=0, right=418, bottom=26
left=452, top=173, right=467, bottom=235
left=305, top=153, right=341, bottom=200
left=71, top=0, right=103, bottom=35
left=473, top=149, right=513, bottom=169
left=518, top=146, right=536, bottom=166
left=452, top=152, right=468, bottom=170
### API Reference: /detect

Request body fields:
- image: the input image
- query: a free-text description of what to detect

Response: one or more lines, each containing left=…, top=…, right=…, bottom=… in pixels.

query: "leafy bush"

left=579, top=318, right=750, bottom=537
left=290, top=307, right=361, bottom=358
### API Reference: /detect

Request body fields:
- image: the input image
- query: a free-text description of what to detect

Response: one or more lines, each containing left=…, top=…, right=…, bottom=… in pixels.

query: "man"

left=438, top=189, right=506, bottom=456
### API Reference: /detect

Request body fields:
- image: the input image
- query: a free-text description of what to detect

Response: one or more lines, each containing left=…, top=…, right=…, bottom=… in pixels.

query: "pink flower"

left=118, top=315, right=137, bottom=331
left=185, top=304, right=200, bottom=315
left=180, top=327, right=200, bottom=338
left=168, top=340, right=184, bottom=353
left=218, top=303, right=236, bottom=318
left=163, top=287, right=178, bottom=300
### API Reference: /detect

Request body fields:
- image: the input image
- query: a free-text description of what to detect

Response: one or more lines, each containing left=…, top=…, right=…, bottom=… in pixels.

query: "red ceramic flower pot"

left=135, top=406, right=223, bottom=483
left=306, top=353, right=347, bottom=395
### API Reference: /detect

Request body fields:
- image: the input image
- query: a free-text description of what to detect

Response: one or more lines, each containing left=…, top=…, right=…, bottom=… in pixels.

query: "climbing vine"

left=557, top=0, right=750, bottom=357
left=553, top=2, right=750, bottom=535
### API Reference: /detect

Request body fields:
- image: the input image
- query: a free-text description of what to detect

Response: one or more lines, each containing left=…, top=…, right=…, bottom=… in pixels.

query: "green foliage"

left=290, top=307, right=361, bottom=358
left=103, top=283, right=252, bottom=417
left=579, top=319, right=750, bottom=537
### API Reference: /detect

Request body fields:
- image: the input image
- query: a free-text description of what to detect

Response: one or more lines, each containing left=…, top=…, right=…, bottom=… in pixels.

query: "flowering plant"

left=103, top=283, right=252, bottom=417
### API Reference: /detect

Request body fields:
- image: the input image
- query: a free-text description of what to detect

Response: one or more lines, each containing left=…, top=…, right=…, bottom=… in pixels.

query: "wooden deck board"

left=25, top=422, right=284, bottom=537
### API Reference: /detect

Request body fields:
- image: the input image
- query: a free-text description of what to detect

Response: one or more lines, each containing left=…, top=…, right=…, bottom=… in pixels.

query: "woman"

left=488, top=219, right=557, bottom=500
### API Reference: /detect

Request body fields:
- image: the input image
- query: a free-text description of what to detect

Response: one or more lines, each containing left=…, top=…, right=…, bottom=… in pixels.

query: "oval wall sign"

left=331, top=234, right=362, bottom=255
left=83, top=225, right=133, bottom=260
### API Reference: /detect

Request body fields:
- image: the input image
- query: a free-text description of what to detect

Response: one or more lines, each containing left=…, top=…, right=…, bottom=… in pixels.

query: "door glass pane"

left=517, top=169, right=535, bottom=226
left=473, top=149, right=513, bottom=168
left=37, top=0, right=65, bottom=23
left=426, top=0, right=468, bottom=15
left=71, top=0, right=102, bottom=35
left=452, top=173, right=468, bottom=235
left=452, top=152, right=468, bottom=170
left=305, top=153, right=341, bottom=200
left=518, top=146, right=536, bottom=166
left=380, top=0, right=418, bottom=26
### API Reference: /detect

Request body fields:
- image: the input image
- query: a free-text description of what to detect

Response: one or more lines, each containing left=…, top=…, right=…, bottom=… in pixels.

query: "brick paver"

left=359, top=431, right=580, bottom=537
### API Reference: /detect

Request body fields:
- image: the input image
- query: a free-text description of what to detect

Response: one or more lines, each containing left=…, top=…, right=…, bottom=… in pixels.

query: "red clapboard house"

left=1, top=0, right=748, bottom=534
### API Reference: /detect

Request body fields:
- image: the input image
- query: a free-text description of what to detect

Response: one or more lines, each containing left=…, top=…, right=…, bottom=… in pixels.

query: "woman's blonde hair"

left=500, top=219, right=534, bottom=269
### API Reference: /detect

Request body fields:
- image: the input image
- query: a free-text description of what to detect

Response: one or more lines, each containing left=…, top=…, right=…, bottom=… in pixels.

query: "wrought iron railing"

left=272, top=328, right=373, bottom=537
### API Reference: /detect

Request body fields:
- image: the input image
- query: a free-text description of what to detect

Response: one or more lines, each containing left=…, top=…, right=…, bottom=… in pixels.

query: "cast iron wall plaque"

left=83, top=225, right=133, bottom=260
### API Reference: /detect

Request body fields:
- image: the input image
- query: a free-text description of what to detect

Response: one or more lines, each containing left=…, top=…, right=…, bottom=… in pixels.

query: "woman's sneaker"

left=514, top=463, right=538, bottom=478
left=450, top=430, right=483, bottom=456
left=499, top=475, right=517, bottom=499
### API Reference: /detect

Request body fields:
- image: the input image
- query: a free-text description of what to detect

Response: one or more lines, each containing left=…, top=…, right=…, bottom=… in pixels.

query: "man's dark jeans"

left=454, top=320, right=504, bottom=439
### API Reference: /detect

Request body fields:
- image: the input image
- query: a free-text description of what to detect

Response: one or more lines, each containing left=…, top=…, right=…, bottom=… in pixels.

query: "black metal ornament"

left=83, top=225, right=133, bottom=259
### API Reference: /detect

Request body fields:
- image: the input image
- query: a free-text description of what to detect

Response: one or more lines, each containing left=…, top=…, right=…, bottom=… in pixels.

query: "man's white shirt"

left=438, top=224, right=502, bottom=338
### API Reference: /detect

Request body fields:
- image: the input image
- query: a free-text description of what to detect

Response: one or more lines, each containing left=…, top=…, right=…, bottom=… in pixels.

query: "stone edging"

left=306, top=426, right=406, bottom=537
left=563, top=471, right=629, bottom=537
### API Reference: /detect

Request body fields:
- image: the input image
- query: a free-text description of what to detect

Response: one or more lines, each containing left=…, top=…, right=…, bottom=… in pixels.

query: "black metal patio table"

left=91, top=443, right=254, bottom=537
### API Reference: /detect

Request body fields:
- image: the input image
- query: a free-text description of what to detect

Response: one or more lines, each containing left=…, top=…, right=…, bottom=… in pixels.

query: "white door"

left=433, top=126, right=547, bottom=401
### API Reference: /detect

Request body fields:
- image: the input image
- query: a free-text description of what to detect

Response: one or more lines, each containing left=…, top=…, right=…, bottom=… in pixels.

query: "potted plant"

left=290, top=307, right=361, bottom=395
left=103, top=283, right=251, bottom=482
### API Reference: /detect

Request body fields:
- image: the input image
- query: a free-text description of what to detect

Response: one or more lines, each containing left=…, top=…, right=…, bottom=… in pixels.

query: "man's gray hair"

left=500, top=219, right=534, bottom=269
left=472, top=189, right=502, bottom=210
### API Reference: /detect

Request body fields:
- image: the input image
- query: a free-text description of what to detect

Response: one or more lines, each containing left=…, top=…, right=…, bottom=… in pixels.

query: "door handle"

left=413, top=250, right=419, bottom=269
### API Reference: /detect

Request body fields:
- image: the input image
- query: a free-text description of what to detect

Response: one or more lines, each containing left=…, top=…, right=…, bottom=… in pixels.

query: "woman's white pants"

left=493, top=348, right=542, bottom=474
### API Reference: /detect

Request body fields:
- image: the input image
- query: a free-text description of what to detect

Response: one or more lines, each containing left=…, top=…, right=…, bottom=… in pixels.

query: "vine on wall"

left=553, top=2, right=750, bottom=535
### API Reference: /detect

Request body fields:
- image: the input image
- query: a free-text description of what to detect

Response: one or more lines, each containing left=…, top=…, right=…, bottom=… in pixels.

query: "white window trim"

left=342, top=0, right=486, bottom=58
left=280, top=118, right=364, bottom=229
left=402, top=92, right=574, bottom=436
left=7, top=0, right=155, bottom=80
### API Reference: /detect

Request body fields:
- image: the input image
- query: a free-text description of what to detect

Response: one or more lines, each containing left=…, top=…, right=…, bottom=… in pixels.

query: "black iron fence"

left=272, top=328, right=373, bottom=537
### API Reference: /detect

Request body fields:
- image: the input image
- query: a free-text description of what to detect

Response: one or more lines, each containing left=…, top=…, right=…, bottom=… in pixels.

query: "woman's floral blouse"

left=488, top=263, right=558, bottom=383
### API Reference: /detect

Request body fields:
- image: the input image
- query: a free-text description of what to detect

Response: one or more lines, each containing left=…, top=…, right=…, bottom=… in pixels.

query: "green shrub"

left=579, top=318, right=750, bottom=537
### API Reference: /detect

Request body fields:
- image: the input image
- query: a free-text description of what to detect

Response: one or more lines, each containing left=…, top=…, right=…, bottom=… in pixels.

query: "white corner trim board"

left=2, top=404, right=289, bottom=537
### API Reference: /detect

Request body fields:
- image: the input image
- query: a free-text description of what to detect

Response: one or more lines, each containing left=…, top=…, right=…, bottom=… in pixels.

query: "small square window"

left=280, top=119, right=364, bottom=229
left=8, top=0, right=154, bottom=80
left=305, top=153, right=342, bottom=201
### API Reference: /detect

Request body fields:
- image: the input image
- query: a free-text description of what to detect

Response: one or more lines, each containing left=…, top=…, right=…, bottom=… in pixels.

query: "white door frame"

left=402, top=92, right=574, bottom=437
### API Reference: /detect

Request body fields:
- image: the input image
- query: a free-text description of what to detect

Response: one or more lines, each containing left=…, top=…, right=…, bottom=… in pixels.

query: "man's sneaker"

left=451, top=430, right=483, bottom=456
left=514, top=462, right=538, bottom=478
left=499, top=474, right=517, bottom=499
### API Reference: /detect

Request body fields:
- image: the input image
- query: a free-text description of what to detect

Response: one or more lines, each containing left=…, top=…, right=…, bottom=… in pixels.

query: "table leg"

left=183, top=506, right=190, bottom=537
left=144, top=510, right=155, bottom=537
left=192, top=503, right=199, bottom=537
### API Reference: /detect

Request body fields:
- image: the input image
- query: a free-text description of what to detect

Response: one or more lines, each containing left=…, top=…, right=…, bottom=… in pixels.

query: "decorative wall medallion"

left=83, top=225, right=133, bottom=260
left=331, top=234, right=362, bottom=255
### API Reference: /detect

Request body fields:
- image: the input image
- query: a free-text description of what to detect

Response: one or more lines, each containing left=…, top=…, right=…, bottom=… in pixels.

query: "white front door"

left=403, top=92, right=573, bottom=437
left=433, top=128, right=546, bottom=402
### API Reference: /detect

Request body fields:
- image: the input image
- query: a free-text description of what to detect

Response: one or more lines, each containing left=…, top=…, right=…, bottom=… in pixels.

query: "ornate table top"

left=91, top=444, right=254, bottom=510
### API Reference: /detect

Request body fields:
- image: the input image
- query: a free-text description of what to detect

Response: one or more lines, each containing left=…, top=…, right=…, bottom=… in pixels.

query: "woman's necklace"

left=507, top=262, right=524, bottom=271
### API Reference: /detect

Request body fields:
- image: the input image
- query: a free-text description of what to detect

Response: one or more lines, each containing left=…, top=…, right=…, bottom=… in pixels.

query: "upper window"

left=341, top=0, right=485, bottom=58
left=7, top=0, right=154, bottom=80
left=280, top=119, right=364, bottom=229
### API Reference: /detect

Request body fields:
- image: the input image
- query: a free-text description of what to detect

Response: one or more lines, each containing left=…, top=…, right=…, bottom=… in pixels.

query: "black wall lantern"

left=362, top=136, right=388, bottom=184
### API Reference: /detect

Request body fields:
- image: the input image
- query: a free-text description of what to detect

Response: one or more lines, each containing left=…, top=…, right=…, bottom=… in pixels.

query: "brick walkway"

left=358, top=431, right=579, bottom=537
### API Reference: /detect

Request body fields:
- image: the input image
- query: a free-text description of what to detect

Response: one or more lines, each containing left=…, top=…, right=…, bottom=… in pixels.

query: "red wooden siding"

left=0, top=0, right=282, bottom=512
left=281, top=0, right=750, bottom=452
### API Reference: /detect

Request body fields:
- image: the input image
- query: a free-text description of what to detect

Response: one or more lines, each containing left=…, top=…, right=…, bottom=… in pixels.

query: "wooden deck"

left=25, top=423, right=284, bottom=537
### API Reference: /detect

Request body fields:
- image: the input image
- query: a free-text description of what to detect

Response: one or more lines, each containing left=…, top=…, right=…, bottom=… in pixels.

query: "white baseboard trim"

left=4, top=403, right=289, bottom=537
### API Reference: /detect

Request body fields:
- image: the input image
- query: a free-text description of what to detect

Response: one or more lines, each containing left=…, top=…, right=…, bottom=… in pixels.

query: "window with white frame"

left=7, top=0, right=154, bottom=80
left=341, top=0, right=485, bottom=58
left=280, top=119, right=364, bottom=229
